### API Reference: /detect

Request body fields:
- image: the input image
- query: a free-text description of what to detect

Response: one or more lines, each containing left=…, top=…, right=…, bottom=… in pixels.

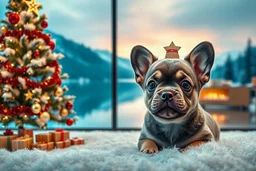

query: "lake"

left=1, top=80, right=256, bottom=129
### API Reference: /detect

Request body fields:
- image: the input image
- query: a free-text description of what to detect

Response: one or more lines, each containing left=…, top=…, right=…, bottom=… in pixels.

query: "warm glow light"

left=211, top=113, right=227, bottom=125
left=212, top=114, right=218, bottom=121
left=201, top=92, right=228, bottom=100
left=200, top=88, right=229, bottom=101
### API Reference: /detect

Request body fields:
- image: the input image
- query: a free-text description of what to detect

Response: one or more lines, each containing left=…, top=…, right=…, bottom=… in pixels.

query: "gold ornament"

left=60, top=108, right=68, bottom=117
left=38, top=42, right=44, bottom=50
left=0, top=43, right=6, bottom=52
left=25, top=90, right=33, bottom=100
left=55, top=87, right=63, bottom=97
left=11, top=1, right=17, bottom=8
left=3, top=116, right=9, bottom=121
left=24, top=0, right=42, bottom=16
left=31, top=103, right=41, bottom=114
left=0, top=26, right=8, bottom=35
left=23, top=115, right=29, bottom=121
left=164, top=42, right=181, bottom=59
left=40, top=111, right=50, bottom=122
left=42, top=93, right=50, bottom=100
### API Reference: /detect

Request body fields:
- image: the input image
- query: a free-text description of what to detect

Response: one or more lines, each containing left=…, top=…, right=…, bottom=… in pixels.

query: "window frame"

left=0, top=0, right=254, bottom=131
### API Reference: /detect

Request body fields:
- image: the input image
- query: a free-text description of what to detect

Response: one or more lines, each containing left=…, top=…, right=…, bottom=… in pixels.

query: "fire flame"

left=201, top=92, right=228, bottom=100
left=212, top=114, right=227, bottom=124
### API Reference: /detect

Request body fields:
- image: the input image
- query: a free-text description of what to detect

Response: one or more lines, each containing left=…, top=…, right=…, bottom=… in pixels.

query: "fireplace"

left=200, top=88, right=229, bottom=101
left=199, top=87, right=250, bottom=108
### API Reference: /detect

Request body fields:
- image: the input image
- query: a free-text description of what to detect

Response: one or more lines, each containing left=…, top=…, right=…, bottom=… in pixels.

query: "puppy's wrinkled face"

left=143, top=59, right=199, bottom=123
left=130, top=42, right=215, bottom=124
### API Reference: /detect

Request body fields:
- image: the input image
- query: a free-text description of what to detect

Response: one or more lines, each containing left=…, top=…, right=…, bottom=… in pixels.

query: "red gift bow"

left=4, top=129, right=13, bottom=136
left=55, top=128, right=64, bottom=132
left=62, top=141, right=66, bottom=148
left=55, top=129, right=64, bottom=141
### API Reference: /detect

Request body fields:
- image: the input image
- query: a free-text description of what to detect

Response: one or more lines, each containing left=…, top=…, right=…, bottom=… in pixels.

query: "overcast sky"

left=1, top=0, right=256, bottom=59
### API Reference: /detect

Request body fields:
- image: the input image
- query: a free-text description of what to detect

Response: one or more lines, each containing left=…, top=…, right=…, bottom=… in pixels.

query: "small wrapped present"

left=18, top=128, right=34, bottom=138
left=35, top=133, right=52, bottom=143
left=32, top=142, right=54, bottom=151
left=51, top=129, right=70, bottom=142
left=71, top=137, right=85, bottom=146
left=12, top=135, right=33, bottom=151
left=55, top=140, right=71, bottom=149
left=0, top=129, right=17, bottom=151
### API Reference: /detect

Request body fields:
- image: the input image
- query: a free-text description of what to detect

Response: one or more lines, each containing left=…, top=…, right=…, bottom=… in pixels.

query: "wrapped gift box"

left=55, top=140, right=71, bottom=149
left=18, top=128, right=34, bottom=138
left=51, top=129, right=70, bottom=142
left=12, top=135, right=33, bottom=151
left=0, top=129, right=18, bottom=151
left=32, top=142, right=54, bottom=151
left=0, top=135, right=18, bottom=151
left=36, top=133, right=52, bottom=143
left=71, top=137, right=85, bottom=146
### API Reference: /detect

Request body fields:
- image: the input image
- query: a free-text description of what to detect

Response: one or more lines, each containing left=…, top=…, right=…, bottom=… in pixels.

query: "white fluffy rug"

left=0, top=131, right=256, bottom=171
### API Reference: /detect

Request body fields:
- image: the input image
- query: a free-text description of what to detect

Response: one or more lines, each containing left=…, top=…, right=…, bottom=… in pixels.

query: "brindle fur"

left=131, top=42, right=220, bottom=152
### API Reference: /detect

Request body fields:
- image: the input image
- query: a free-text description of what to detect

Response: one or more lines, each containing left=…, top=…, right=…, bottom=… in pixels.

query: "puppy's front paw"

left=140, top=147, right=159, bottom=154
left=179, top=140, right=208, bottom=152
left=140, top=139, right=159, bottom=154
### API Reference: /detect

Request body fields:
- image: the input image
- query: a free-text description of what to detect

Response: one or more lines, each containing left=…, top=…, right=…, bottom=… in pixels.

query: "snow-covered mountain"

left=47, top=31, right=134, bottom=80
left=94, top=50, right=134, bottom=78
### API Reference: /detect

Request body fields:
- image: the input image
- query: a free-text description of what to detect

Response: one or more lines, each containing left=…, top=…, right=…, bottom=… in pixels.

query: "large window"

left=0, top=0, right=256, bottom=130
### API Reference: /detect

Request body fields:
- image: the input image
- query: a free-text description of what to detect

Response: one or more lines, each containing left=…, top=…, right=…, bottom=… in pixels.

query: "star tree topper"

left=164, top=42, right=181, bottom=59
left=24, top=0, right=42, bottom=16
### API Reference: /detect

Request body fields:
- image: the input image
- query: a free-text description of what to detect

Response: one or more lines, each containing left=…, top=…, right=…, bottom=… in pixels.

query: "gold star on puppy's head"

left=24, top=0, right=42, bottom=16
left=164, top=42, right=181, bottom=59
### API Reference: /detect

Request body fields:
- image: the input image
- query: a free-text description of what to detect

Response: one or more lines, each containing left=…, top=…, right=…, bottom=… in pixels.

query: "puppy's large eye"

left=147, top=81, right=156, bottom=91
left=181, top=81, right=191, bottom=90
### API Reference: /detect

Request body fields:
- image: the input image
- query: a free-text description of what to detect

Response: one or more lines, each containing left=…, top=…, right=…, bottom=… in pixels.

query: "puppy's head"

left=131, top=42, right=214, bottom=123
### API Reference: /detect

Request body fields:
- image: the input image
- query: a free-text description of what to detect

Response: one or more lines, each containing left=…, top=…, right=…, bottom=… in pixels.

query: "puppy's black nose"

left=161, top=92, right=173, bottom=101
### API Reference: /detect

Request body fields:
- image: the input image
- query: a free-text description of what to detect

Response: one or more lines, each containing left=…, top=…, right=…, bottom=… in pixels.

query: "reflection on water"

left=50, top=81, right=142, bottom=128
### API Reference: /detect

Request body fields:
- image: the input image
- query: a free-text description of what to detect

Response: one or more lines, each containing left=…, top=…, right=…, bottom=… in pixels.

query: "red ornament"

left=8, top=13, right=19, bottom=25
left=65, top=101, right=73, bottom=110
left=66, top=118, right=73, bottom=126
left=48, top=41, right=55, bottom=50
left=6, top=12, right=11, bottom=17
left=33, top=51, right=40, bottom=58
left=41, top=21, right=48, bottom=28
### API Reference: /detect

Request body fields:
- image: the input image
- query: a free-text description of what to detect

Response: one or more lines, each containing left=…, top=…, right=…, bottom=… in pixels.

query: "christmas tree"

left=0, top=0, right=76, bottom=129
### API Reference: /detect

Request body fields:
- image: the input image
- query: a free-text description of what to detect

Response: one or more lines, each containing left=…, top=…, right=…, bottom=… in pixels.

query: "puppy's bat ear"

left=130, top=45, right=158, bottom=86
left=185, top=41, right=215, bottom=87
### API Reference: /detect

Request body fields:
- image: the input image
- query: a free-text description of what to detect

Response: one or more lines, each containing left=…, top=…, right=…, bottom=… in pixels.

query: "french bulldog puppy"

left=130, top=42, right=220, bottom=153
